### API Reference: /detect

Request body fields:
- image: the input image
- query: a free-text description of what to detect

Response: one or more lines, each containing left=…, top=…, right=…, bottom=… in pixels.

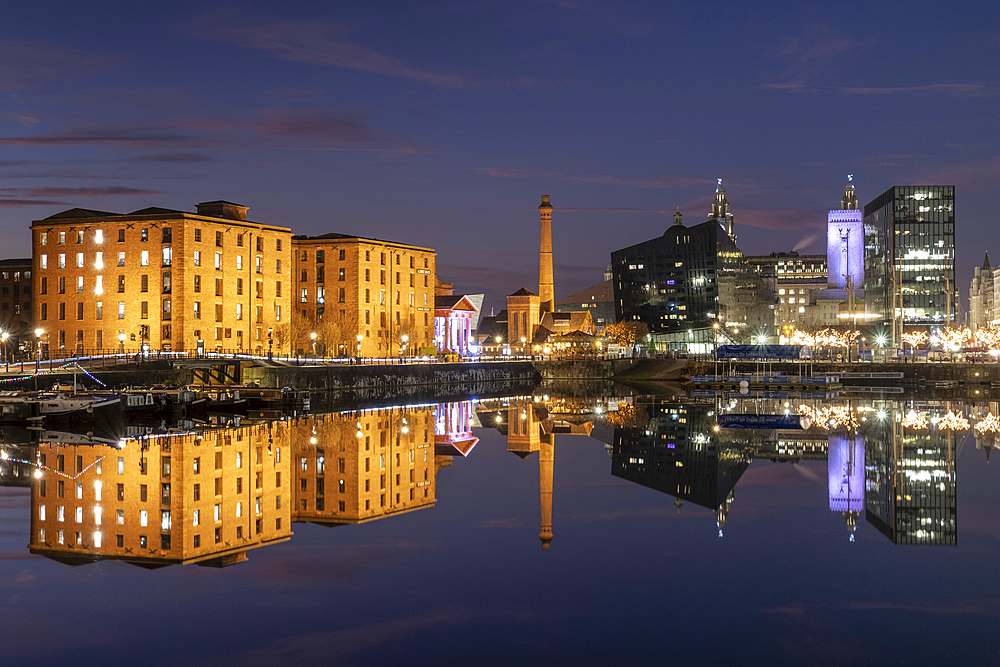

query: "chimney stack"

left=539, top=195, right=554, bottom=313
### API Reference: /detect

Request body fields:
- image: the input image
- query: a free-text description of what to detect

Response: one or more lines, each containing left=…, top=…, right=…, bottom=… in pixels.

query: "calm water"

left=2, top=393, right=999, bottom=666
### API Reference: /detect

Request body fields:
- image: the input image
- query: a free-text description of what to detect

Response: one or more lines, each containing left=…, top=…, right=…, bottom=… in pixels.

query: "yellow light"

left=974, top=413, right=1000, bottom=434
left=938, top=411, right=970, bottom=431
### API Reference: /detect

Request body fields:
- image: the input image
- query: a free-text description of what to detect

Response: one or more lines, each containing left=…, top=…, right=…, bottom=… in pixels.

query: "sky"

left=0, top=0, right=998, bottom=312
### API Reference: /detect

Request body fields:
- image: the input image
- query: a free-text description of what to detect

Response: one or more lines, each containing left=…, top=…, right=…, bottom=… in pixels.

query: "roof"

left=44, top=208, right=119, bottom=220
left=291, top=233, right=433, bottom=252
left=556, top=279, right=613, bottom=306
left=0, top=258, right=31, bottom=267
left=128, top=207, right=186, bottom=216
left=509, top=287, right=536, bottom=297
left=539, top=310, right=595, bottom=334
left=435, top=295, right=479, bottom=312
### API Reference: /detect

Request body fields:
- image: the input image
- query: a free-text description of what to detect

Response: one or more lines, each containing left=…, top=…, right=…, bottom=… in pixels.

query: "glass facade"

left=863, top=186, right=955, bottom=327
left=611, top=220, right=771, bottom=338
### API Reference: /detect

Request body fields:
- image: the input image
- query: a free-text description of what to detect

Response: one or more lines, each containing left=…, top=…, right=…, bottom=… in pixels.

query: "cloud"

left=0, top=40, right=118, bottom=92
left=0, top=186, right=165, bottom=197
left=759, top=24, right=869, bottom=92
left=186, top=6, right=468, bottom=89
left=916, top=157, right=1000, bottom=193
left=0, top=128, right=217, bottom=148
left=838, top=82, right=1000, bottom=97
left=3, top=112, right=39, bottom=125
left=0, top=109, right=426, bottom=154
left=0, top=198, right=68, bottom=207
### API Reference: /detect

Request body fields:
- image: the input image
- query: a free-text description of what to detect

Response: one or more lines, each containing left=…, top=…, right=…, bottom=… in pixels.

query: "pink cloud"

left=839, top=82, right=1000, bottom=97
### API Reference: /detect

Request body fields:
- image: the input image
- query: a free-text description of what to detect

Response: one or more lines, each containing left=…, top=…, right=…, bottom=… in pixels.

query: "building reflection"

left=26, top=422, right=293, bottom=568
left=865, top=402, right=957, bottom=546
left=291, top=407, right=442, bottom=525
left=10, top=399, right=482, bottom=567
left=611, top=399, right=754, bottom=534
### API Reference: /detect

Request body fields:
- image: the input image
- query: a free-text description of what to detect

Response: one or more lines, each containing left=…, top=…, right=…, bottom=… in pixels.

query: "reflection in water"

left=8, top=400, right=482, bottom=568
left=0, top=394, right=981, bottom=567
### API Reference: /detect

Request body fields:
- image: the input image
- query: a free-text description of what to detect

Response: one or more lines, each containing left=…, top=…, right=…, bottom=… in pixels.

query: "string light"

left=900, top=410, right=928, bottom=430
left=974, top=413, right=1000, bottom=434
left=938, top=411, right=969, bottom=431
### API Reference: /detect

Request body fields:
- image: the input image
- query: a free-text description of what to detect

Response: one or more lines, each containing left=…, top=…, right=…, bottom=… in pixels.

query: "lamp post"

left=401, top=334, right=409, bottom=359
left=35, top=328, right=44, bottom=373
left=495, top=335, right=502, bottom=358
left=521, top=336, right=527, bottom=358
left=356, top=334, right=363, bottom=363
left=0, top=331, right=7, bottom=369
left=268, top=327, right=274, bottom=361
left=310, top=332, right=317, bottom=358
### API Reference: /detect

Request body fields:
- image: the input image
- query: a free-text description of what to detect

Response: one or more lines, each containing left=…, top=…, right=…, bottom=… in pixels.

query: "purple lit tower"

left=827, top=177, right=863, bottom=290
left=828, top=434, right=864, bottom=537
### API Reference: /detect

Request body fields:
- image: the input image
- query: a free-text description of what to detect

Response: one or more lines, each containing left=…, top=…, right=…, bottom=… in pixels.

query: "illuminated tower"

left=539, top=195, right=554, bottom=314
left=828, top=433, right=865, bottom=540
left=708, top=179, right=735, bottom=242
left=827, top=176, right=864, bottom=289
left=539, top=433, right=554, bottom=550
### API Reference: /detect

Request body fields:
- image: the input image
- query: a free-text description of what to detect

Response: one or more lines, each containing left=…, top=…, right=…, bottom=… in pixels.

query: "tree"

left=604, top=320, right=650, bottom=347
left=270, top=323, right=291, bottom=356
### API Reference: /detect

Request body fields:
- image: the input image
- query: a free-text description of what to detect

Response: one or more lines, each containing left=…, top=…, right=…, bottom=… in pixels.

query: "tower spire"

left=841, top=175, right=859, bottom=210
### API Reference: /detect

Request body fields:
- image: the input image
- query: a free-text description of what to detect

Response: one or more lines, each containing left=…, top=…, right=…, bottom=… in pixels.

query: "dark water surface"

left=1, top=394, right=999, bottom=666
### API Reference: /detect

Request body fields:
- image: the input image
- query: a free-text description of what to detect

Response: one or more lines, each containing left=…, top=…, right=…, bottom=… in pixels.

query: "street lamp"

left=310, top=332, right=317, bottom=357
left=267, top=327, right=274, bottom=361
left=520, top=336, right=527, bottom=357
left=356, top=333, right=363, bottom=362
left=401, top=334, right=409, bottom=358
left=0, top=331, right=7, bottom=368
left=35, top=328, right=44, bottom=372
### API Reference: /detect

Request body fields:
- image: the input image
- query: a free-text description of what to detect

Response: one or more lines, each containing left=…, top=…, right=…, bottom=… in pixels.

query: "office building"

left=745, top=252, right=827, bottom=327
left=863, top=186, right=956, bottom=332
left=610, top=190, right=771, bottom=350
left=969, top=253, right=993, bottom=331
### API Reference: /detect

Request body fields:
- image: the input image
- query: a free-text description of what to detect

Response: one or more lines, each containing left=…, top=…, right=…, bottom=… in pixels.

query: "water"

left=1, top=393, right=999, bottom=666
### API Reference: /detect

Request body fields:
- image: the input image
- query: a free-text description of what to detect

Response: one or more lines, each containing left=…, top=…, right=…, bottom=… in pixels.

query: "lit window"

left=140, top=510, right=148, bottom=527
left=140, top=250, right=149, bottom=266
left=95, top=229, right=103, bottom=243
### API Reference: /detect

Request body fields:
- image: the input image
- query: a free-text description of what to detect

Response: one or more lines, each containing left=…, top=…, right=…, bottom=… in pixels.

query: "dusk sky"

left=1, top=1, right=997, bottom=311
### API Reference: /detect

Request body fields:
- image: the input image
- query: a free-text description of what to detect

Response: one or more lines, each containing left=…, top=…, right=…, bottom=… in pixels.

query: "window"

left=237, top=277, right=243, bottom=295
left=256, top=236, right=263, bottom=252
left=95, top=251, right=103, bottom=269
left=141, top=301, right=148, bottom=319
left=96, top=301, right=103, bottom=319
left=216, top=278, right=223, bottom=296
left=301, top=288, right=308, bottom=303
left=215, top=253, right=222, bottom=270
left=162, top=247, right=172, bottom=267
left=216, top=231, right=223, bottom=247
left=117, top=229, right=125, bottom=243
left=59, top=232, right=66, bottom=245
left=276, top=259, right=281, bottom=274
left=338, top=288, right=345, bottom=303
left=141, top=274, right=148, bottom=293
left=118, top=302, right=125, bottom=319
left=236, top=304, right=242, bottom=320
left=77, top=276, right=83, bottom=293
left=317, top=286, right=325, bottom=304
left=276, top=239, right=281, bottom=251
left=76, top=252, right=84, bottom=268
left=193, top=302, right=201, bottom=319
left=140, top=510, right=148, bottom=527
left=193, top=509, right=200, bottom=526
left=194, top=250, right=201, bottom=266
left=141, top=228, right=148, bottom=242
left=301, top=269, right=307, bottom=282
left=162, top=273, right=171, bottom=294
left=77, top=302, right=83, bottom=320
left=237, top=256, right=243, bottom=271
left=194, top=275, right=201, bottom=293
left=40, top=255, right=47, bottom=270
left=194, top=229, right=201, bottom=242
left=40, top=232, right=47, bottom=246
left=255, top=256, right=261, bottom=274
left=316, top=249, right=325, bottom=263
left=275, top=305, right=281, bottom=321
left=140, top=250, right=149, bottom=266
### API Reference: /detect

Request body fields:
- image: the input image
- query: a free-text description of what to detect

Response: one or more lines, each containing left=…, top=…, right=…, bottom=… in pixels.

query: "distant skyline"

left=1, top=1, right=997, bottom=312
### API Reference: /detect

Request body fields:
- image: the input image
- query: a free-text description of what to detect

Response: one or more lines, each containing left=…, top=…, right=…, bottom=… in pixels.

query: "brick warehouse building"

left=292, top=233, right=436, bottom=358
left=30, top=201, right=436, bottom=358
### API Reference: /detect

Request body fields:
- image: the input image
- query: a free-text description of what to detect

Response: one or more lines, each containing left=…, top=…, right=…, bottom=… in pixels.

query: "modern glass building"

left=863, top=186, right=955, bottom=331
left=610, top=213, right=771, bottom=349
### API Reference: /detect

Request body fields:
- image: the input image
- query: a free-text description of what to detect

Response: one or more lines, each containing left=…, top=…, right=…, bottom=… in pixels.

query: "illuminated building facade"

left=292, top=234, right=436, bottom=357
left=434, top=294, right=479, bottom=356
left=745, top=252, right=827, bottom=327
left=969, top=253, right=993, bottom=331
left=863, top=186, right=956, bottom=329
left=828, top=180, right=864, bottom=290
left=31, top=202, right=292, bottom=355
left=828, top=434, right=864, bottom=535
left=291, top=408, right=439, bottom=525
left=611, top=203, right=770, bottom=347
left=28, top=422, right=293, bottom=567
